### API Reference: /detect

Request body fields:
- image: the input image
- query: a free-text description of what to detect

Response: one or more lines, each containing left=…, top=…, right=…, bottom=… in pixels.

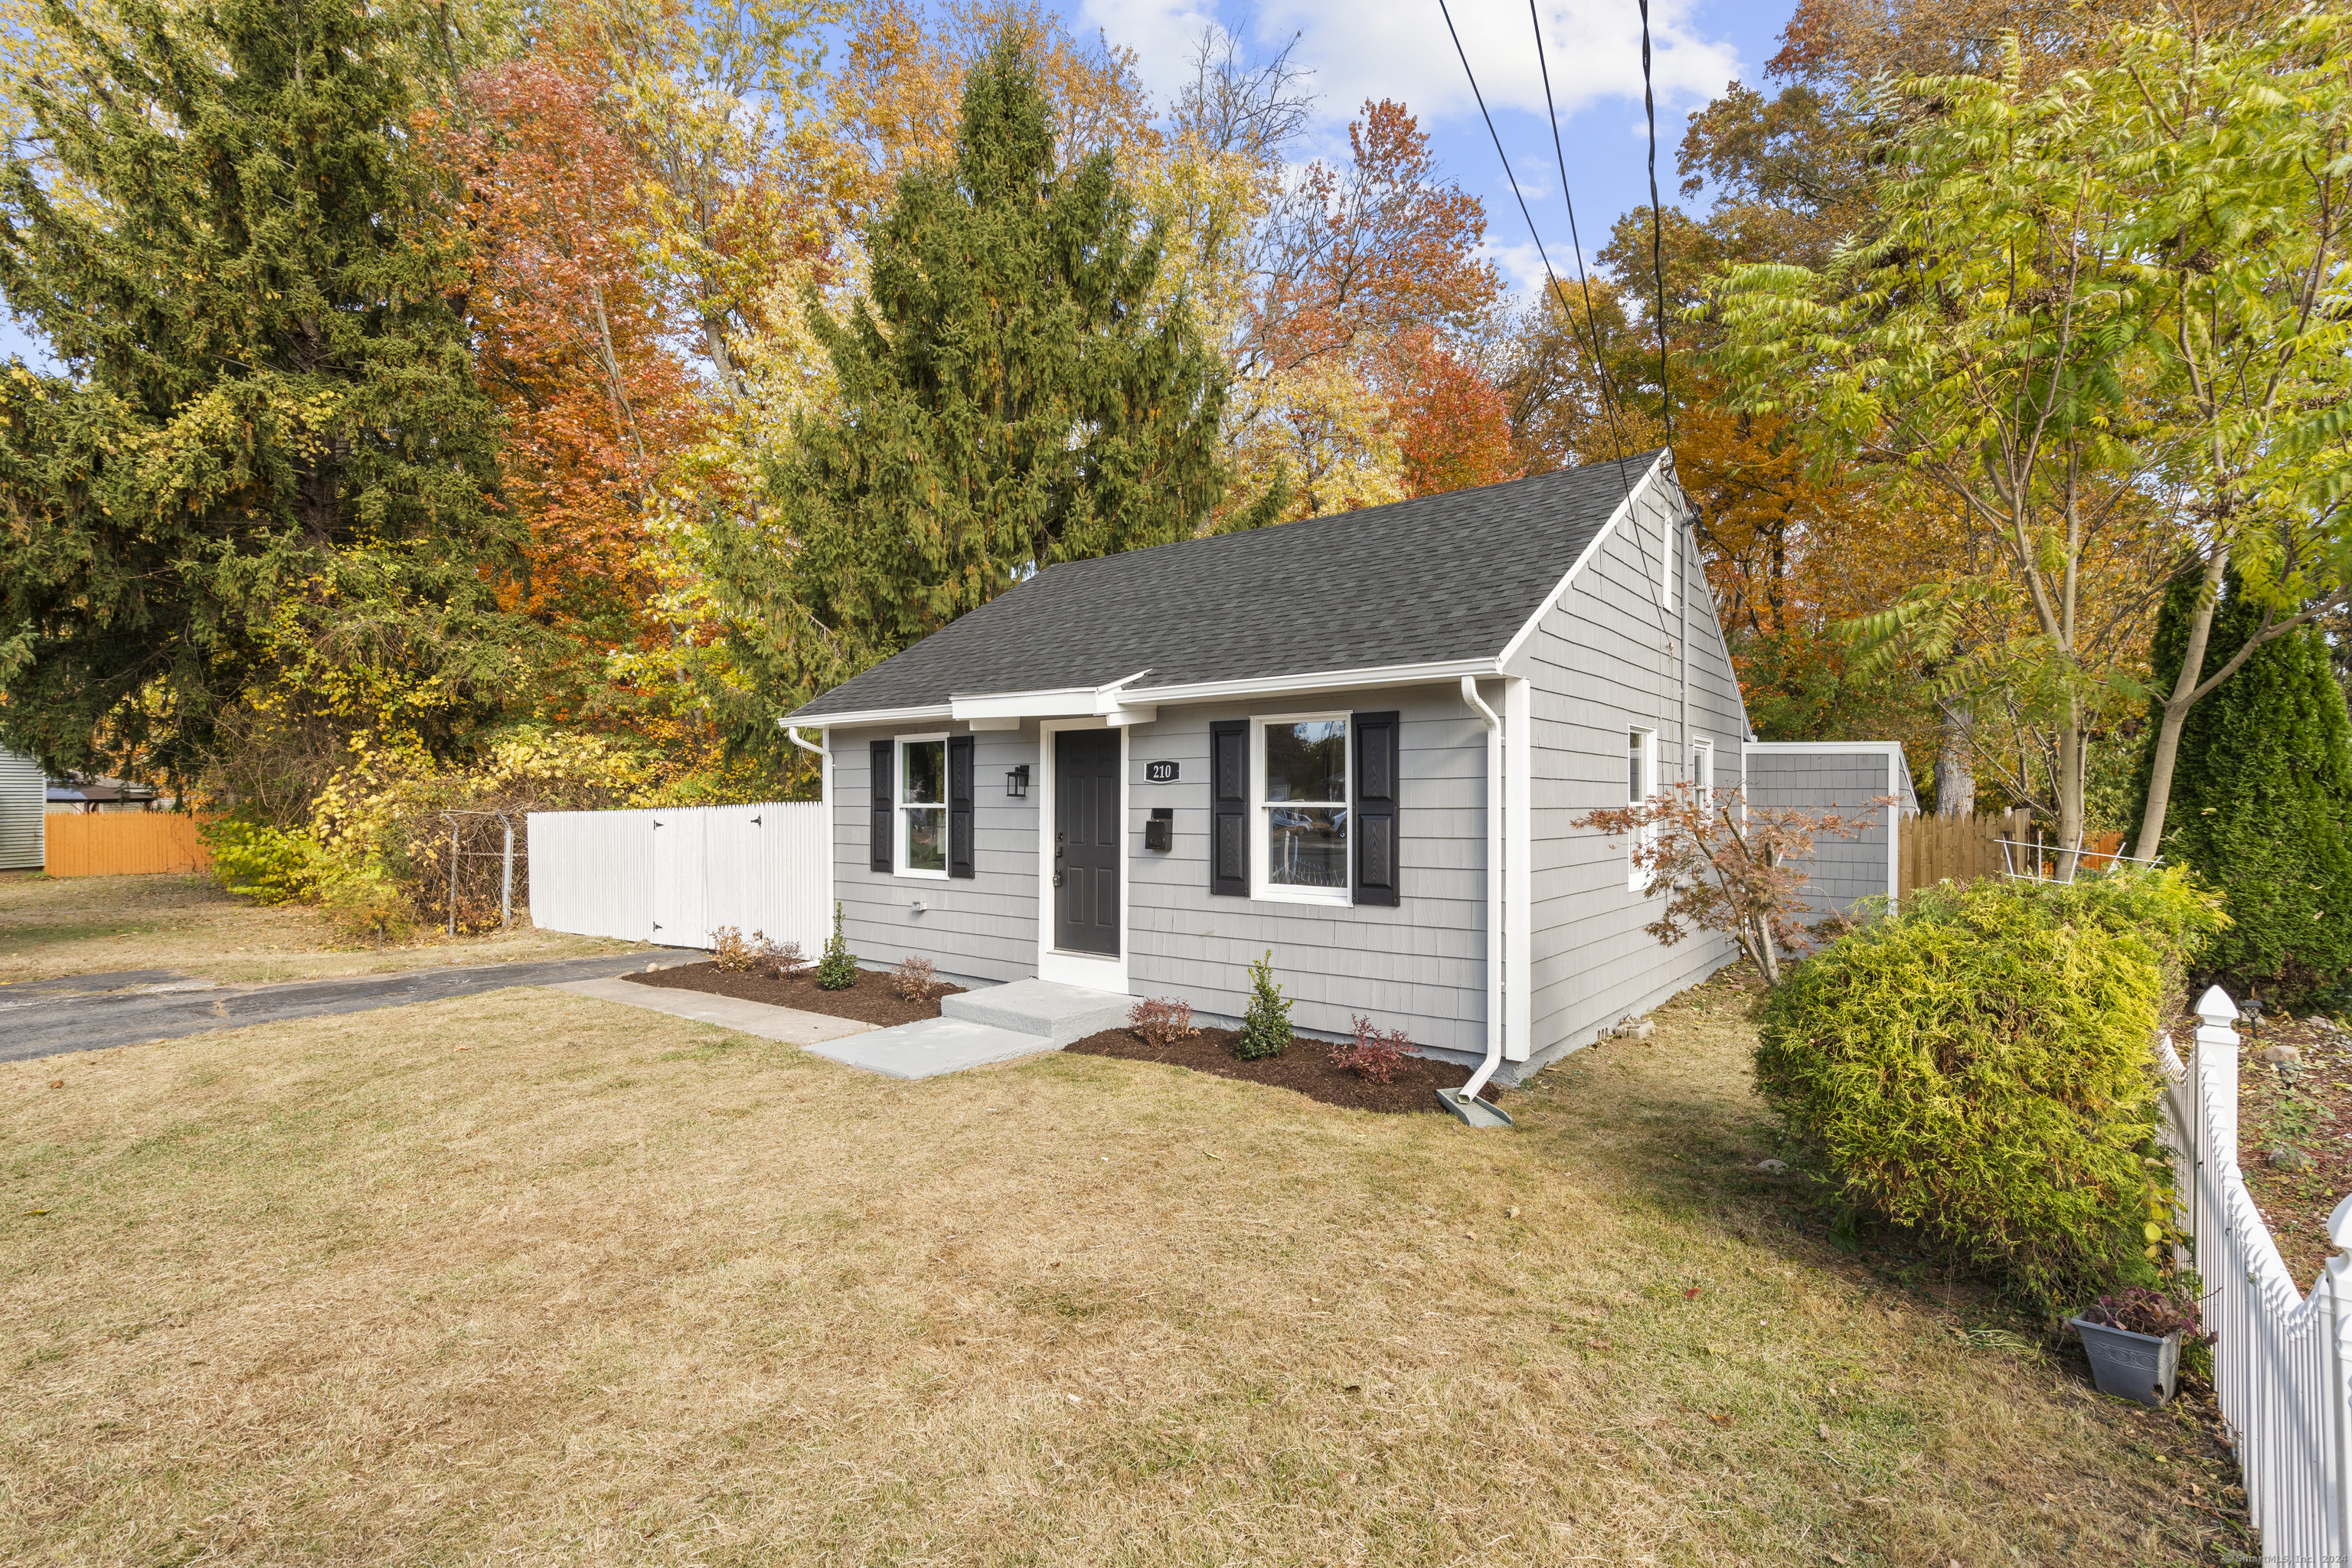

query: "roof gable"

left=788, top=451, right=1667, bottom=722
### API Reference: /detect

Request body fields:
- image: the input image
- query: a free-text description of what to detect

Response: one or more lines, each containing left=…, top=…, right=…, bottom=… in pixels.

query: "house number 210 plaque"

left=1144, top=761, right=1179, bottom=782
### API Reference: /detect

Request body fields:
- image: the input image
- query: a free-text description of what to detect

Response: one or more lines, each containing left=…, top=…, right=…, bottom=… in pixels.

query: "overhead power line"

left=1432, top=0, right=1637, bottom=504
left=1635, top=0, right=1674, bottom=446
left=1525, top=0, right=1632, bottom=469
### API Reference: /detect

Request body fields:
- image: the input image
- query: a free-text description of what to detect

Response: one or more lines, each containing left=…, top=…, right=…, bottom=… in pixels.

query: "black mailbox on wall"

left=1145, top=808, right=1174, bottom=851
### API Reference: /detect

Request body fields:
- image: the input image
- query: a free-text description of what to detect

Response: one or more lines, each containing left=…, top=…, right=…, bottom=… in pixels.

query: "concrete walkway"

left=1, top=951, right=702, bottom=1064
left=806, top=978, right=1131, bottom=1080
left=544, top=977, right=874, bottom=1047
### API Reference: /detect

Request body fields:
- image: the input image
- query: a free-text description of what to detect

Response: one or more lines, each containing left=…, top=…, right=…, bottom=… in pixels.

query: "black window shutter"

left=947, top=735, right=975, bottom=879
left=869, top=739, right=893, bottom=873
left=1210, top=720, right=1248, bottom=897
left=1353, top=710, right=1400, bottom=906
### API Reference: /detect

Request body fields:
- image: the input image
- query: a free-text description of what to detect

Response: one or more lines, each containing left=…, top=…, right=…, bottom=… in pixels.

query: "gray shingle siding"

left=830, top=724, right=1042, bottom=985
left=1125, top=685, right=1489, bottom=1054
left=1743, top=747, right=1914, bottom=917
left=1508, top=472, right=1750, bottom=1059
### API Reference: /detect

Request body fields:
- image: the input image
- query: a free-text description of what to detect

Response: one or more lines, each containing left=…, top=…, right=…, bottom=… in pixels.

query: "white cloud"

left=1081, top=0, right=1742, bottom=126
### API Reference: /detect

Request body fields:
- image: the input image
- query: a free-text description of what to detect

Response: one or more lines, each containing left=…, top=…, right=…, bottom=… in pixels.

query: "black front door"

left=1054, top=730, right=1120, bottom=956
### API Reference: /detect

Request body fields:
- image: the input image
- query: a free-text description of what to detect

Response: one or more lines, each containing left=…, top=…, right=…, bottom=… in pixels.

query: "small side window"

left=1693, top=738, right=1714, bottom=798
left=1628, top=727, right=1658, bottom=890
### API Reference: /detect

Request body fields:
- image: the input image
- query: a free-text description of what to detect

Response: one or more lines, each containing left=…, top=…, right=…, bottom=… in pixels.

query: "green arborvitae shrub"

left=2130, top=570, right=2352, bottom=1008
left=1234, top=950, right=1293, bottom=1060
left=815, top=903, right=860, bottom=991
left=1756, top=872, right=2223, bottom=1320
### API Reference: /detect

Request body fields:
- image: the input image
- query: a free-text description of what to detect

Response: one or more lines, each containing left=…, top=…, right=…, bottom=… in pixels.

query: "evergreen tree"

left=0, top=0, right=518, bottom=782
left=2129, top=571, right=2352, bottom=1008
left=1234, top=949, right=1293, bottom=1061
left=743, top=30, right=1276, bottom=706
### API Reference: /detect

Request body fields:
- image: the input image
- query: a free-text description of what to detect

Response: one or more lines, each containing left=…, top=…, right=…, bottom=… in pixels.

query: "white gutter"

left=785, top=724, right=829, bottom=808
left=1456, top=675, right=1506, bottom=1112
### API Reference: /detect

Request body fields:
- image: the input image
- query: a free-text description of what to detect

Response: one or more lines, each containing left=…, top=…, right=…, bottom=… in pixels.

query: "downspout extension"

left=1444, top=677, right=1515, bottom=1129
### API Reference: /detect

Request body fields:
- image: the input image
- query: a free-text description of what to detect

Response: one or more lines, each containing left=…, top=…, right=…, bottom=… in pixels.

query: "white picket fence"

left=525, top=801, right=831, bottom=952
left=2163, top=986, right=2352, bottom=1563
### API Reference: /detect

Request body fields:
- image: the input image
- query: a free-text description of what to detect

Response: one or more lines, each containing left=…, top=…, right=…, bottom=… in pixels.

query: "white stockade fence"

left=526, top=802, right=831, bottom=952
left=2161, top=986, right=2352, bottom=1564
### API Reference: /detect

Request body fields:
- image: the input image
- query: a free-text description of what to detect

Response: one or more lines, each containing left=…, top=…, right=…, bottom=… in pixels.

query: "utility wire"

left=1435, top=0, right=1638, bottom=513
left=1526, top=0, right=1633, bottom=475
left=1635, top=0, right=1674, bottom=445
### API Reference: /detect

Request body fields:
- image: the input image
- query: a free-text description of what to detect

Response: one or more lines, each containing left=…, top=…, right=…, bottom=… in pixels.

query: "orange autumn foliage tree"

left=1378, top=326, right=1520, bottom=497
left=426, top=46, right=706, bottom=726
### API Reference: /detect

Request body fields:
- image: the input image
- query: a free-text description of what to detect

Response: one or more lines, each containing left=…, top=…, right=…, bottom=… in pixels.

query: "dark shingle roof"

left=786, top=452, right=1664, bottom=721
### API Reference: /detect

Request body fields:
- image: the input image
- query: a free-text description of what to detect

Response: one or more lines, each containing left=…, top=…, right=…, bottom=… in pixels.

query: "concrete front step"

left=939, top=978, right=1132, bottom=1050
left=806, top=1016, right=1055, bottom=1080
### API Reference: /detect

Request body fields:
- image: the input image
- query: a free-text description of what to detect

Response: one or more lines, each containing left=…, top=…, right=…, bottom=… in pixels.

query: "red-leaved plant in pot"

left=2068, top=1288, right=2213, bottom=1408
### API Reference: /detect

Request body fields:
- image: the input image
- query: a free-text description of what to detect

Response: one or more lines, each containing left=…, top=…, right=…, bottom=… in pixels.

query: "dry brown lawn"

left=0, top=870, right=635, bottom=985
left=1, top=972, right=2240, bottom=1565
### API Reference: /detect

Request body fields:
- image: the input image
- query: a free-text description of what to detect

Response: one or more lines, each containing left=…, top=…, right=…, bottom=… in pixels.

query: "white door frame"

left=1035, top=717, right=1129, bottom=992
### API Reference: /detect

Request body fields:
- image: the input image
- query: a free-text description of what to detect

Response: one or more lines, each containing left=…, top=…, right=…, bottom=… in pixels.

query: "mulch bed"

left=1066, top=1024, right=1509, bottom=1116
left=621, top=962, right=963, bottom=1027
left=2230, top=1009, right=2352, bottom=1283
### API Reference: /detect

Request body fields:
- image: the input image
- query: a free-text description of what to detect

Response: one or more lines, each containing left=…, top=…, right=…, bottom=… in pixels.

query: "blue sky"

left=0, top=0, right=1796, bottom=367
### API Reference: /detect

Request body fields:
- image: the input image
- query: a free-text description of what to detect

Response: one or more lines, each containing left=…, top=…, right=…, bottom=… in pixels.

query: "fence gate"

left=652, top=809, right=709, bottom=948
left=529, top=801, right=828, bottom=954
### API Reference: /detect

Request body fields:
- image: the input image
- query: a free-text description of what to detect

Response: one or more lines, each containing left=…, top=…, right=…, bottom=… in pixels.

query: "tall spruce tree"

left=0, top=0, right=517, bottom=783
left=751, top=30, right=1275, bottom=702
left=2130, top=571, right=2352, bottom=1008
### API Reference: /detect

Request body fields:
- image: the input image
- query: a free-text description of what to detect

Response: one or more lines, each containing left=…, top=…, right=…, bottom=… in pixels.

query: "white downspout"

left=1459, top=675, right=1505, bottom=1107
left=785, top=725, right=828, bottom=805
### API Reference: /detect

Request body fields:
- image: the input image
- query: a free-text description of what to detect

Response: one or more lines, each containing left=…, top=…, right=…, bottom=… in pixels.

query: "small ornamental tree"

left=1235, top=950, right=1293, bottom=1060
left=814, top=903, right=860, bottom=991
left=1575, top=786, right=1892, bottom=987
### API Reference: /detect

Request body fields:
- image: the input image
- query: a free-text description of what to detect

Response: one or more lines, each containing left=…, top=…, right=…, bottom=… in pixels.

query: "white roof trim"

left=1135, top=657, right=1501, bottom=707
left=1496, top=452, right=1666, bottom=671
left=774, top=703, right=952, bottom=729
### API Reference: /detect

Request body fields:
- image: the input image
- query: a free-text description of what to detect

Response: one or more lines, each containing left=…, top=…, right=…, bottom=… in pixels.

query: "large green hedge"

left=1756, top=870, right=2224, bottom=1316
left=2130, top=570, right=2352, bottom=1008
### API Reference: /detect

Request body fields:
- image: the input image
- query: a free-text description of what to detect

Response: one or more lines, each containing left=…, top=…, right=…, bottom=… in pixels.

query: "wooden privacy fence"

left=2161, top=990, right=2352, bottom=1563
left=1896, top=811, right=2135, bottom=897
left=42, top=812, right=214, bottom=877
left=526, top=801, right=830, bottom=952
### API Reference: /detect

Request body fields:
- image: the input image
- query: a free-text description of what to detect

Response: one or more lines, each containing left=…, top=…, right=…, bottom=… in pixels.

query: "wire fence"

left=418, top=809, right=524, bottom=936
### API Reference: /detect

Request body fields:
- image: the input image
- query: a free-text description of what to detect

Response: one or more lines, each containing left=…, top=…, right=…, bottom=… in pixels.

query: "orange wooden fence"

left=42, top=812, right=214, bottom=876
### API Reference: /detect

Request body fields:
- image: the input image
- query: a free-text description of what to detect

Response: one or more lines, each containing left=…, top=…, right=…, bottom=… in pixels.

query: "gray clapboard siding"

left=829, top=724, right=1042, bottom=985
left=1508, top=470, right=1749, bottom=1059
left=1125, top=684, right=1491, bottom=1054
left=0, top=747, right=44, bottom=871
left=1742, top=746, right=1916, bottom=916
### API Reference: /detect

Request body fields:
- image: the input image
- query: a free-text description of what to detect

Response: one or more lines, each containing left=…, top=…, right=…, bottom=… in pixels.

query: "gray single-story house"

left=779, top=449, right=1791, bottom=1084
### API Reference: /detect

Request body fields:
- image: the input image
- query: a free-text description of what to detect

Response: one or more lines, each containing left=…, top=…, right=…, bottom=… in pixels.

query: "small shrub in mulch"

left=1067, top=1024, right=1506, bottom=1116
left=624, top=961, right=961, bottom=1027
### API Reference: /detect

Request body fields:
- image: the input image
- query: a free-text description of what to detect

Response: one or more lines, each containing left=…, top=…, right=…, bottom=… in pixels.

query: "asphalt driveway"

left=1, top=951, right=701, bottom=1064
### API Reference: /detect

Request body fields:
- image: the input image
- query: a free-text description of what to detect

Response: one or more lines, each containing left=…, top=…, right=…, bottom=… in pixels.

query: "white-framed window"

left=1628, top=727, right=1658, bottom=890
left=1693, top=737, right=1714, bottom=797
left=1253, top=713, right=1351, bottom=906
left=897, top=733, right=949, bottom=879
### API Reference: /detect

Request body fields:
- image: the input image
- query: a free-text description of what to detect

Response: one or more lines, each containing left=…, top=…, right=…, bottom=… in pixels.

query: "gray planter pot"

left=2070, top=1316, right=2183, bottom=1408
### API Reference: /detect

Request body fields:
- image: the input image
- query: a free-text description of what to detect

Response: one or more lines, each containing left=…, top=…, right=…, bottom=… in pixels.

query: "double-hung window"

left=1253, top=714, right=1351, bottom=905
left=898, top=735, right=947, bottom=877
left=1693, top=737, right=1714, bottom=797
left=1628, top=727, right=1658, bottom=890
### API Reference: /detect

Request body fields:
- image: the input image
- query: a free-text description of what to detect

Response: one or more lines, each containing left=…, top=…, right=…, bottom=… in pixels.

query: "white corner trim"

left=1496, top=452, right=1666, bottom=671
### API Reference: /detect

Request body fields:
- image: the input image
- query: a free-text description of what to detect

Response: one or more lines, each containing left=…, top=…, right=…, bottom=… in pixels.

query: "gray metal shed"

left=782, top=451, right=1883, bottom=1080
left=0, top=747, right=46, bottom=870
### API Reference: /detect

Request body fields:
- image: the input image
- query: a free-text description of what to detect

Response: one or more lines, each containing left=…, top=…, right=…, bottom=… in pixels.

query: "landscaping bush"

left=814, top=903, right=859, bottom=991
left=1331, top=1016, right=1409, bottom=1084
left=757, top=935, right=807, bottom=978
left=1756, top=871, right=2222, bottom=1319
left=1129, top=996, right=1197, bottom=1048
left=711, top=926, right=757, bottom=972
left=1234, top=951, right=1292, bottom=1060
left=893, top=955, right=938, bottom=1001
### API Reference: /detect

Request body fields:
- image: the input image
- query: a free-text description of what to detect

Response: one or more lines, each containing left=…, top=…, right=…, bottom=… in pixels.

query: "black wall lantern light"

left=1005, top=764, right=1031, bottom=799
